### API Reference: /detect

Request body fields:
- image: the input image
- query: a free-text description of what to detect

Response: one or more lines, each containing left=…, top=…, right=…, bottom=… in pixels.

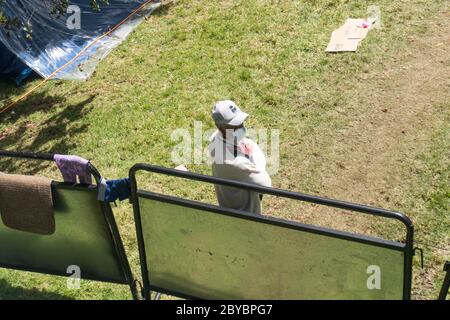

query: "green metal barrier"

left=0, top=153, right=415, bottom=300
left=438, top=261, right=450, bottom=300
left=0, top=185, right=127, bottom=283
left=130, top=164, right=414, bottom=300
left=0, top=151, right=137, bottom=299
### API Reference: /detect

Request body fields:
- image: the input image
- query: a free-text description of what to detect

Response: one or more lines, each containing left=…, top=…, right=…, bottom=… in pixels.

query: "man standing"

left=208, top=100, right=271, bottom=214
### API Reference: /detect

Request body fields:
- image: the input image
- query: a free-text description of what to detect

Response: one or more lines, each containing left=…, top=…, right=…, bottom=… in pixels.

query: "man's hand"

left=175, top=165, right=189, bottom=172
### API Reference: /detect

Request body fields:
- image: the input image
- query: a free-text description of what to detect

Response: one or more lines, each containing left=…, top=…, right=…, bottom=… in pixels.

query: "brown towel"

left=0, top=174, right=55, bottom=235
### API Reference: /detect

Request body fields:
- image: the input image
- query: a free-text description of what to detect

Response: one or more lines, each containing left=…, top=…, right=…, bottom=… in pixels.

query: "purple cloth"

left=54, top=154, right=92, bottom=185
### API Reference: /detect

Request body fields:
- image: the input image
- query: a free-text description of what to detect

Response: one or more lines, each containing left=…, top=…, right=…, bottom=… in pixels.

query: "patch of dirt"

left=319, top=18, right=450, bottom=208
left=295, top=10, right=450, bottom=299
left=264, top=8, right=450, bottom=300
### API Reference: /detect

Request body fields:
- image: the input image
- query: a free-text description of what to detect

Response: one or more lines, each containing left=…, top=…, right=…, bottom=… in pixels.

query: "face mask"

left=232, top=127, right=247, bottom=142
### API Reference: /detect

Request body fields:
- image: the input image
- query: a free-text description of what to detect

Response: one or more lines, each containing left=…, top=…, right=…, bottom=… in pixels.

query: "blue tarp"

left=0, top=41, right=33, bottom=85
left=0, top=0, right=159, bottom=84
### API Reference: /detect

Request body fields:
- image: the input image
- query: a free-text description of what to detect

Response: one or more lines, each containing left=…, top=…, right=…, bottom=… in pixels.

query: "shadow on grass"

left=153, top=0, right=176, bottom=17
left=0, top=0, right=175, bottom=175
left=0, top=79, right=29, bottom=102
left=0, top=0, right=177, bottom=174
left=0, top=86, right=96, bottom=175
left=0, top=279, right=73, bottom=300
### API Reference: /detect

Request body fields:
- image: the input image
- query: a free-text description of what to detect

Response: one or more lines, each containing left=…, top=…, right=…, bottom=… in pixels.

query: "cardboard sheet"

left=326, top=18, right=375, bottom=52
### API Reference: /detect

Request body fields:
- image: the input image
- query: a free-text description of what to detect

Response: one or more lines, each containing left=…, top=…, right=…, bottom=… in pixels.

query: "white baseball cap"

left=212, top=100, right=248, bottom=126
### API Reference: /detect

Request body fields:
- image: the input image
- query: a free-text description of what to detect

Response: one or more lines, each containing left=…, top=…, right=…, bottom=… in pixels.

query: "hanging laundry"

left=98, top=178, right=131, bottom=203
left=97, top=177, right=108, bottom=201
left=54, top=154, right=92, bottom=185
left=0, top=173, right=55, bottom=235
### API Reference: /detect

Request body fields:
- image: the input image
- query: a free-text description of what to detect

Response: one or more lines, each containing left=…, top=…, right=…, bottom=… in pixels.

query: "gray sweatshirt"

left=208, top=130, right=272, bottom=214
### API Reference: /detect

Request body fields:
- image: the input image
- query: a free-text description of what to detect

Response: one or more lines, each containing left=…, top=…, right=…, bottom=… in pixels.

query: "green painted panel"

left=0, top=185, right=126, bottom=283
left=140, top=198, right=404, bottom=300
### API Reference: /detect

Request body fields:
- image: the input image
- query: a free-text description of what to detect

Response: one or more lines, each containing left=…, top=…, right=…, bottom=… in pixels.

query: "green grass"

left=406, top=104, right=450, bottom=299
left=0, top=272, right=131, bottom=300
left=0, top=0, right=448, bottom=299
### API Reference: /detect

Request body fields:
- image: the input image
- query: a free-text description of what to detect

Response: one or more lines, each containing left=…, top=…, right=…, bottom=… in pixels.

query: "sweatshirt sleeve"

left=229, top=158, right=272, bottom=188
left=247, top=170, right=272, bottom=188
left=250, top=142, right=267, bottom=171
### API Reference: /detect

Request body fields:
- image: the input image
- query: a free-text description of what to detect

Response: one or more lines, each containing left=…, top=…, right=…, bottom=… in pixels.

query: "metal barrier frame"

left=129, top=163, right=415, bottom=300
left=0, top=150, right=139, bottom=300
left=438, top=261, right=450, bottom=300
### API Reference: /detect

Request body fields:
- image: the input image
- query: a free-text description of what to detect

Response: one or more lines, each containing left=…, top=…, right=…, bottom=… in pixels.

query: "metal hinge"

left=413, top=247, right=424, bottom=269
